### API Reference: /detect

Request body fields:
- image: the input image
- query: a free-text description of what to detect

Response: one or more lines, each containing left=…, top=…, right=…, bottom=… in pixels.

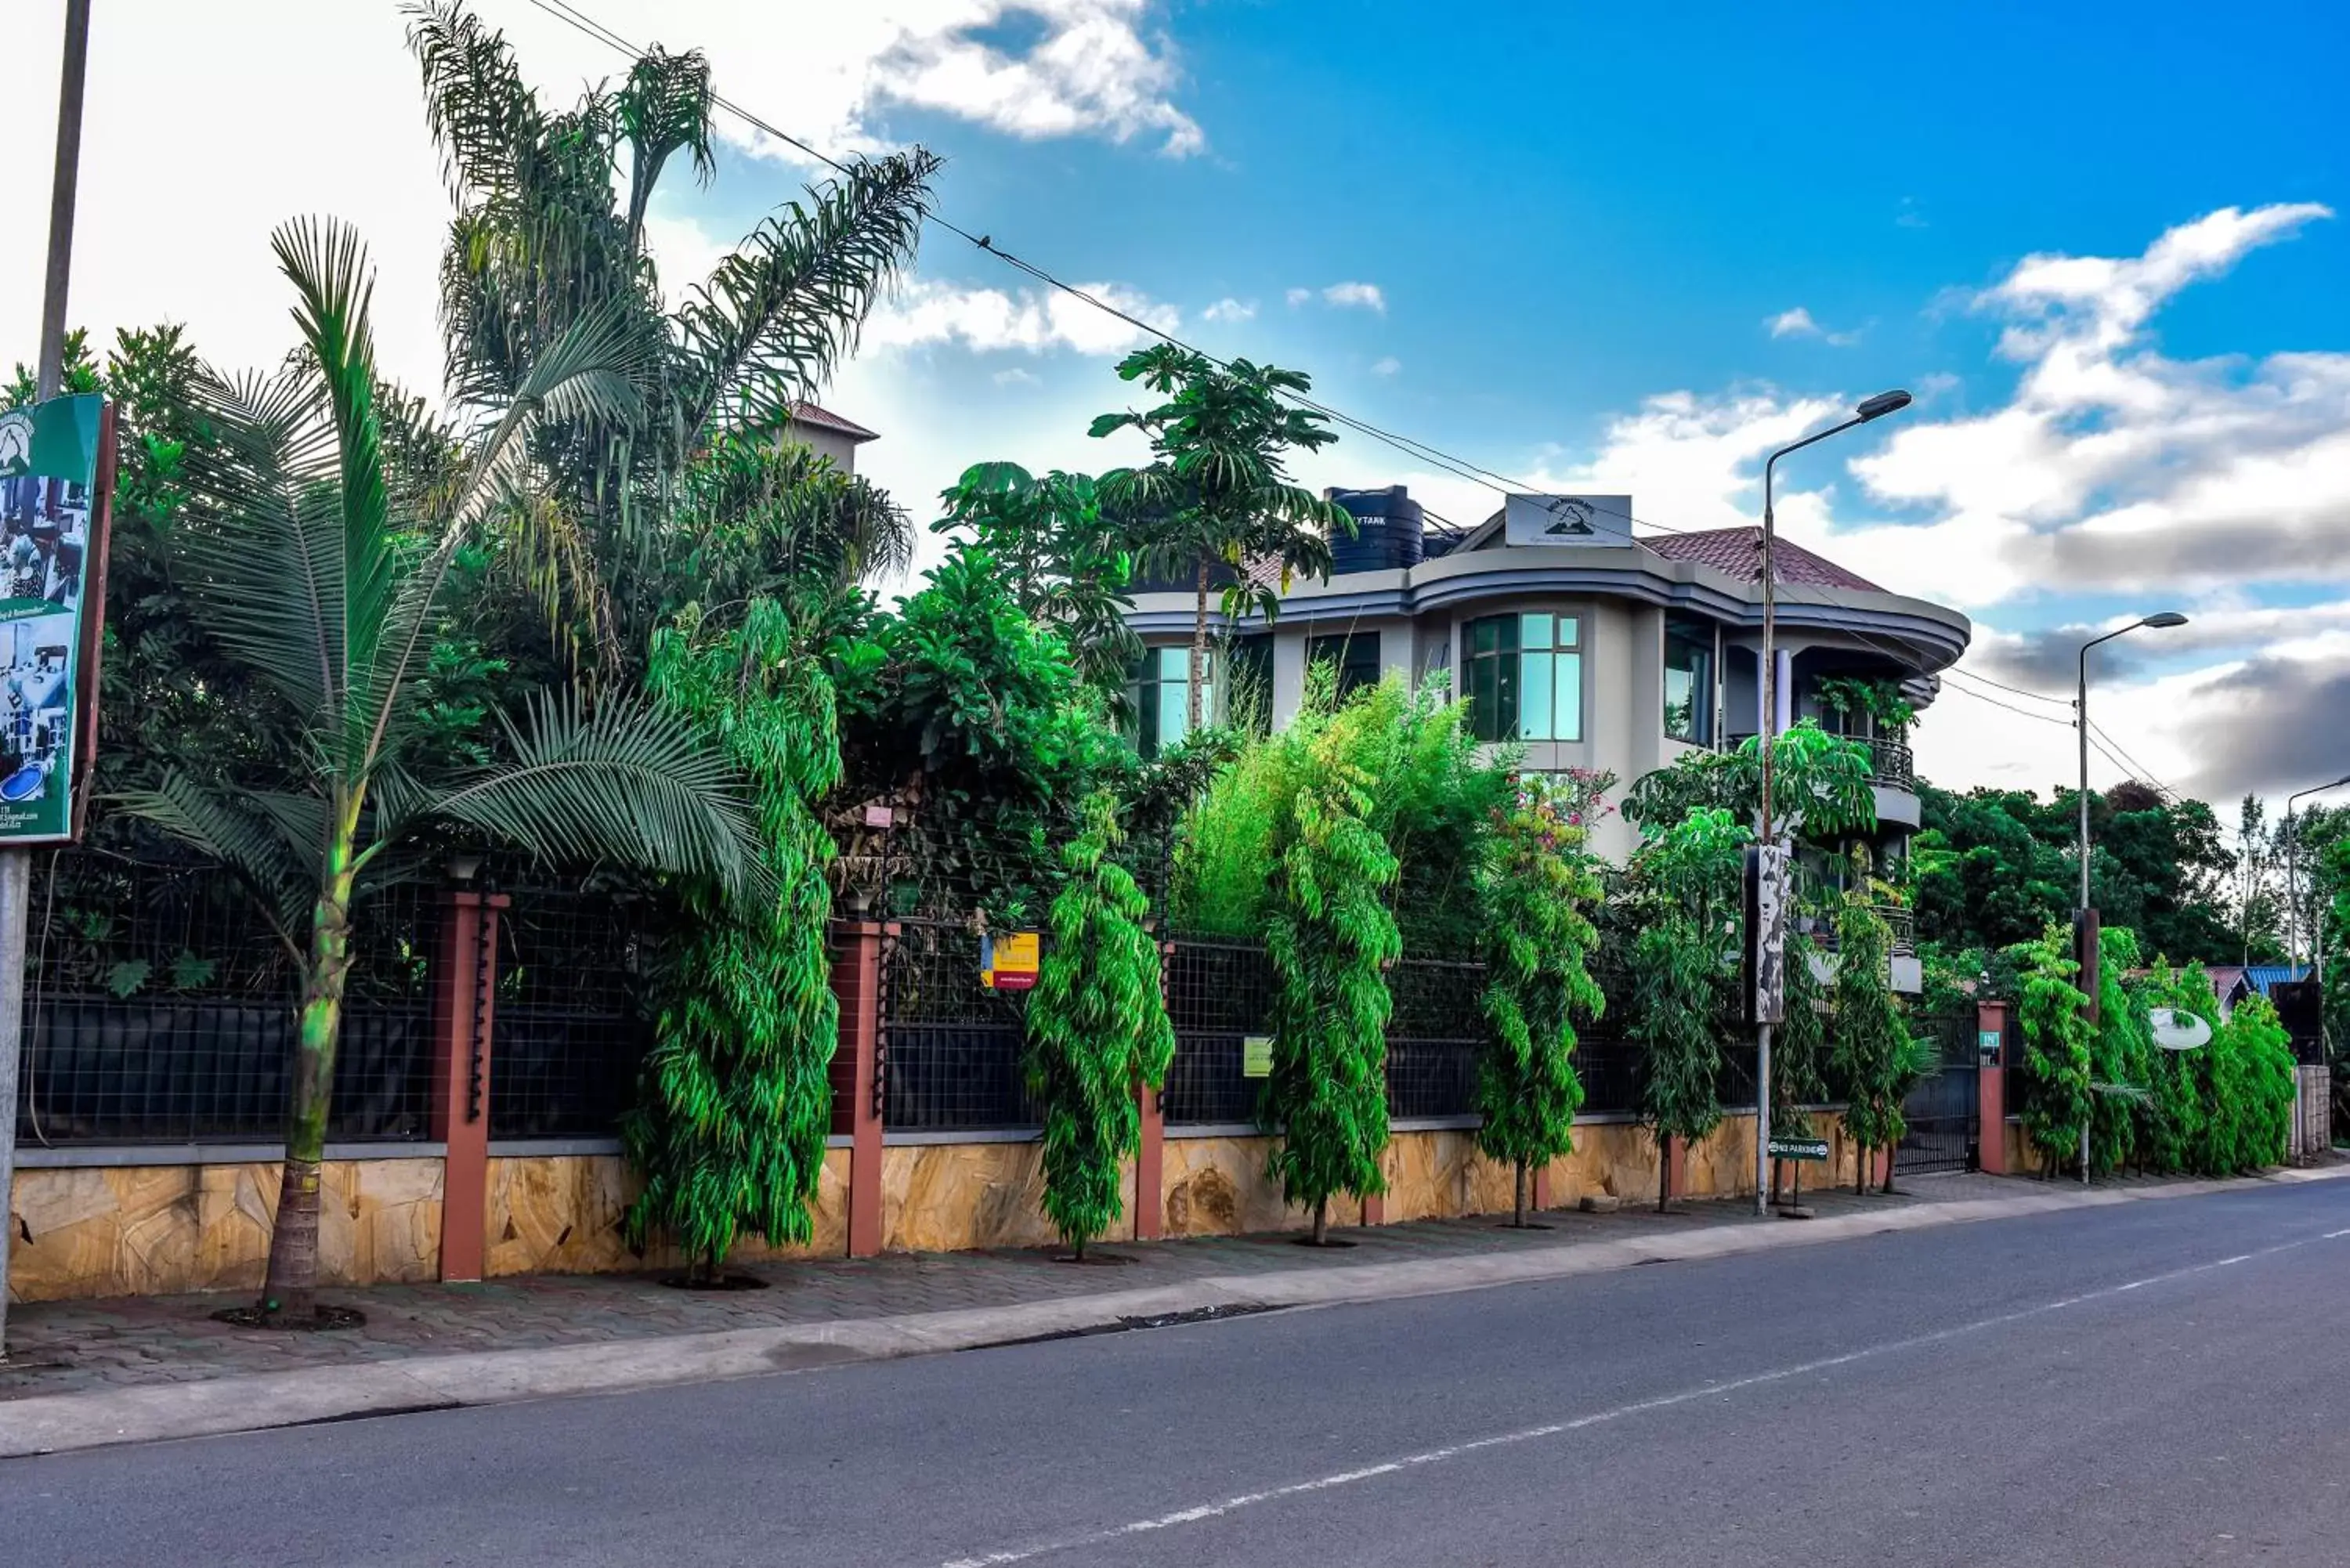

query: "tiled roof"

left=2246, top=963, right=2312, bottom=995
left=1643, top=526, right=1883, bottom=592
left=786, top=401, right=879, bottom=443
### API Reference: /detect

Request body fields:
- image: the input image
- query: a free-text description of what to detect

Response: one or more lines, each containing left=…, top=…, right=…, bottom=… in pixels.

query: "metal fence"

left=877, top=919, right=1039, bottom=1132
left=488, top=885, right=662, bottom=1141
left=1384, top=955, right=1484, bottom=1119
left=1897, top=1010, right=1980, bottom=1174
left=13, top=851, right=435, bottom=1147
left=1162, top=937, right=1276, bottom=1125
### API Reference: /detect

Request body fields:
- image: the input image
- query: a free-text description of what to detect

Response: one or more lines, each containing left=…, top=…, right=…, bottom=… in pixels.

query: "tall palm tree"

left=1092, top=346, right=1350, bottom=735
left=119, top=219, right=761, bottom=1321
left=405, top=2, right=939, bottom=659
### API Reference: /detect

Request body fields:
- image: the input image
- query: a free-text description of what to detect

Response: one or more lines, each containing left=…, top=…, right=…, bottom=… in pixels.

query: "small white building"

left=779, top=401, right=879, bottom=473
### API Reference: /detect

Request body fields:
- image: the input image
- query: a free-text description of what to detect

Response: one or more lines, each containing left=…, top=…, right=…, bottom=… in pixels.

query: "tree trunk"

left=1188, top=558, right=1213, bottom=735
left=1073, top=1234, right=1086, bottom=1263
left=1513, top=1159, right=1528, bottom=1228
left=1658, top=1139, right=1672, bottom=1213
left=1855, top=1140, right=1869, bottom=1197
left=260, top=856, right=358, bottom=1320
left=1882, top=1140, right=1900, bottom=1196
left=1312, top=1197, right=1328, bottom=1247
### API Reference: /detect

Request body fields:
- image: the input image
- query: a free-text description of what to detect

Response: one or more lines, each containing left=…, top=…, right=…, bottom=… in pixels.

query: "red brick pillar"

left=1134, top=1083, right=1164, bottom=1241
left=832, top=920, right=888, bottom=1258
left=431, top=888, right=507, bottom=1284
left=1361, top=1190, right=1385, bottom=1227
left=1532, top=1164, right=1553, bottom=1212
left=1977, top=999, right=2009, bottom=1175
left=1665, top=1134, right=1688, bottom=1202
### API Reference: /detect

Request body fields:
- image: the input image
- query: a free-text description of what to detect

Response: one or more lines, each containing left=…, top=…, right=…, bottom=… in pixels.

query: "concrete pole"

left=1, top=0, right=94, bottom=1357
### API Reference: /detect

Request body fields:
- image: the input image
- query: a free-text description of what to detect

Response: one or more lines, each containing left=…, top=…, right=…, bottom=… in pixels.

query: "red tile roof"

left=786, top=401, right=879, bottom=443
left=1643, top=526, right=1882, bottom=592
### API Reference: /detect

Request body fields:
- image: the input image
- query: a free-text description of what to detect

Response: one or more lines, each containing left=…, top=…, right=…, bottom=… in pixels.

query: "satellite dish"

left=2148, top=1007, right=2212, bottom=1052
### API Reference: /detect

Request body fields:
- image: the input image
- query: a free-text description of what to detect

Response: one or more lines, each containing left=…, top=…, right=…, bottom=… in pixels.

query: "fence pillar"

left=1976, top=999, right=2009, bottom=1175
left=1361, top=1189, right=1385, bottom=1227
left=431, top=888, right=507, bottom=1284
left=1532, top=1164, right=1552, bottom=1212
left=833, top=920, right=888, bottom=1259
left=1134, top=1083, right=1164, bottom=1241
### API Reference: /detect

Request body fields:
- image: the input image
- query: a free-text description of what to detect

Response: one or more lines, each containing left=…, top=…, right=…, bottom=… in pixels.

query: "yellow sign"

left=1241, top=1035, right=1274, bottom=1078
left=982, top=930, right=1039, bottom=991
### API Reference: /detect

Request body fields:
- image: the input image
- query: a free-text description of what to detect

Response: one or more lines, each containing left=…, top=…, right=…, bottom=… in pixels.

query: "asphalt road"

left=6, top=1180, right=2347, bottom=1568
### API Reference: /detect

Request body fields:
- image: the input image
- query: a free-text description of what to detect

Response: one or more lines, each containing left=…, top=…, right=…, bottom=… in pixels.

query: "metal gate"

left=1897, top=1012, right=1980, bottom=1175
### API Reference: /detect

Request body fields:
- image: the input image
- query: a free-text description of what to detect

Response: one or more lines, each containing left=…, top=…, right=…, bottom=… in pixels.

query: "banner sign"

left=980, top=930, right=1039, bottom=992
left=1502, top=494, right=1636, bottom=548
left=1744, top=843, right=1790, bottom=1025
left=0, top=394, right=110, bottom=844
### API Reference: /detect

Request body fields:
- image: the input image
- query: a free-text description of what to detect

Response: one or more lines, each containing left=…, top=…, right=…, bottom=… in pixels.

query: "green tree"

left=624, top=596, right=841, bottom=1281
left=1831, top=880, right=1912, bottom=1192
left=1260, top=695, right=1405, bottom=1245
left=1023, top=794, right=1177, bottom=1257
left=2137, top=957, right=2213, bottom=1172
left=2011, top=924, right=2093, bottom=1178
left=1091, top=346, right=1350, bottom=732
left=1626, top=807, right=1748, bottom=1210
left=2088, top=927, right=2154, bottom=1175
left=1622, top=721, right=1876, bottom=845
left=1474, top=779, right=1603, bottom=1227
left=120, top=222, right=758, bottom=1318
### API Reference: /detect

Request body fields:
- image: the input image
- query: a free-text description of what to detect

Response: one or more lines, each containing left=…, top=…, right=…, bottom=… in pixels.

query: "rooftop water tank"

left=1325, top=485, right=1424, bottom=573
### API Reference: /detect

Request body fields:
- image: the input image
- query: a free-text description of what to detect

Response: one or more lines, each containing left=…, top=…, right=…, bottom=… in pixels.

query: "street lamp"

left=2075, top=613, right=2187, bottom=910
left=1754, top=388, right=1911, bottom=1217
left=2071, top=611, right=2185, bottom=1187
left=2285, top=773, right=2350, bottom=968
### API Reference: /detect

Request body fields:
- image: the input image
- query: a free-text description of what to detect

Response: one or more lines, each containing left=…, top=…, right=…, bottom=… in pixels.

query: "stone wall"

left=484, top=1149, right=851, bottom=1277
left=7, top=1158, right=443, bottom=1303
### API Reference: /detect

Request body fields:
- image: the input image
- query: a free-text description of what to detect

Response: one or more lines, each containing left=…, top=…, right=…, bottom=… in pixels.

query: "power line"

left=1942, top=665, right=2071, bottom=708
left=1935, top=676, right=2076, bottom=728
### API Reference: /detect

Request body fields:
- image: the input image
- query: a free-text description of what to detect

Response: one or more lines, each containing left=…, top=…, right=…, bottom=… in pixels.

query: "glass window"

left=1463, top=613, right=1581, bottom=742
left=1664, top=613, right=1717, bottom=743
left=1307, top=631, right=1382, bottom=700
left=1131, top=646, right=1213, bottom=757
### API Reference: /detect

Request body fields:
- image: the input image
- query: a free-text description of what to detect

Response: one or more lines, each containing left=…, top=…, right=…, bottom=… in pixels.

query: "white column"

left=1773, top=648, right=1794, bottom=734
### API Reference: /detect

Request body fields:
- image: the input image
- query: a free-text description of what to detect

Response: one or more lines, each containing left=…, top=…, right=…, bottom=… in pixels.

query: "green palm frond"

left=616, top=44, right=714, bottom=255
left=109, top=776, right=310, bottom=951
left=673, top=150, right=938, bottom=440
left=428, top=688, right=761, bottom=898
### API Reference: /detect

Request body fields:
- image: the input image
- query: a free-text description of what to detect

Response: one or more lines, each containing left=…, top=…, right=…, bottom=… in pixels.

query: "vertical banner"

left=0, top=392, right=110, bottom=844
left=1744, top=843, right=1790, bottom=1025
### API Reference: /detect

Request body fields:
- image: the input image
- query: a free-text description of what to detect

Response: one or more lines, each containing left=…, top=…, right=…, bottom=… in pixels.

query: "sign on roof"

left=1503, top=494, right=1636, bottom=548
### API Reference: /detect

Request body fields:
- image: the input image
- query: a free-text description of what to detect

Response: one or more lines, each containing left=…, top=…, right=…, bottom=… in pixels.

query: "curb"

left=5, top=1166, right=2344, bottom=1459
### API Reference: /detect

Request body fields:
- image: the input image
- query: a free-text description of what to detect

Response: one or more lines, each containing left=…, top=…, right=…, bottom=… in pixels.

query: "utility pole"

left=0, top=0, right=94, bottom=1357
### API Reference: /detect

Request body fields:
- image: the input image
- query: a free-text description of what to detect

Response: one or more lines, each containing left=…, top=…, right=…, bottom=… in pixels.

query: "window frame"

left=1662, top=612, right=1719, bottom=746
left=1462, top=609, right=1583, bottom=743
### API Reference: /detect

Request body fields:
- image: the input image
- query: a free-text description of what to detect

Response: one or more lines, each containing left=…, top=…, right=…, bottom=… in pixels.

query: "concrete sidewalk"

left=4, top=1165, right=2343, bottom=1458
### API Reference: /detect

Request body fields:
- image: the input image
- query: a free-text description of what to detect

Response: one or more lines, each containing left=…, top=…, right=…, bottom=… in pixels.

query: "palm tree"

left=1091, top=346, right=1350, bottom=735
left=406, top=2, right=939, bottom=659
left=118, top=219, right=761, bottom=1322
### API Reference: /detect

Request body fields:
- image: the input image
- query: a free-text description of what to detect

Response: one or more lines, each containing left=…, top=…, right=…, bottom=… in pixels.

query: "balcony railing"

left=1861, top=735, right=1915, bottom=790
left=1801, top=905, right=1916, bottom=959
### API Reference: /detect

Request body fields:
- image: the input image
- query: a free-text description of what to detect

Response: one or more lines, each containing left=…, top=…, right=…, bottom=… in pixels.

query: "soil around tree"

left=658, top=1272, right=771, bottom=1292
left=210, top=1304, right=366, bottom=1331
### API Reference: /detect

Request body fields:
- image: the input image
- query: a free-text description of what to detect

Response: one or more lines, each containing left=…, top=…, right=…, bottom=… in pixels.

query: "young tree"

left=1474, top=779, right=1604, bottom=1227
left=1023, top=795, right=1177, bottom=1258
left=1090, top=346, right=1350, bottom=733
left=2138, top=956, right=2213, bottom=1172
left=624, top=597, right=842, bottom=1281
left=121, top=222, right=759, bottom=1319
left=1261, top=702, right=1404, bottom=1245
left=2088, top=927, right=2153, bottom=1175
left=2011, top=924, right=2094, bottom=1178
left=1626, top=807, right=1748, bottom=1210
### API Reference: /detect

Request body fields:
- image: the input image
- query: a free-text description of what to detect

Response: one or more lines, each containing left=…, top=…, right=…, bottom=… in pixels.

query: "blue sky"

left=5, top=0, right=2347, bottom=804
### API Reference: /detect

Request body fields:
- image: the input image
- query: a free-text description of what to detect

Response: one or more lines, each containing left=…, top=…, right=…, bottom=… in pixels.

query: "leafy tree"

left=2011, top=924, right=2093, bottom=1178
left=407, top=2, right=938, bottom=666
left=1828, top=855, right=1932, bottom=1194
left=624, top=596, right=841, bottom=1280
left=2137, top=957, right=2214, bottom=1172
left=1625, top=807, right=1747, bottom=1209
left=1622, top=721, right=1875, bottom=846
left=2088, top=927, right=2153, bottom=1175
left=1474, top=779, right=1603, bottom=1227
left=1091, top=346, right=1350, bottom=732
left=119, top=222, right=758, bottom=1318
left=1023, top=794, right=1177, bottom=1257
left=2198, top=994, right=2297, bottom=1174
left=1260, top=691, right=1405, bottom=1245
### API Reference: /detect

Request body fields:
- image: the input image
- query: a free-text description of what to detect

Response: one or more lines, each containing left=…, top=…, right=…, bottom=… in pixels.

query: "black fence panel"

left=490, top=886, right=663, bottom=1141
left=1385, top=956, right=1484, bottom=1119
left=1898, top=1010, right=1979, bottom=1173
left=1162, top=938, right=1274, bottom=1126
left=16, top=852, right=434, bottom=1147
left=1574, top=1035, right=1643, bottom=1117
left=880, top=919, right=1036, bottom=1132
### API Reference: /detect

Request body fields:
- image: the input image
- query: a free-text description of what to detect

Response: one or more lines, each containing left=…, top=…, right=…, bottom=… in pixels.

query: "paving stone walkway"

left=0, top=1174, right=2044, bottom=1401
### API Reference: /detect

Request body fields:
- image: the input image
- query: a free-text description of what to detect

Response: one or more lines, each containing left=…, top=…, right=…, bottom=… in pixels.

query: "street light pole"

left=2284, top=774, right=2350, bottom=969
left=1753, top=388, right=1911, bottom=1216
left=1, top=0, right=94, bottom=1363
left=2071, top=611, right=2186, bottom=1187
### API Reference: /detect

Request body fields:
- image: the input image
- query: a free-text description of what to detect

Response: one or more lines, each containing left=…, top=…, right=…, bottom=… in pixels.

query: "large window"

left=1464, top=612, right=1582, bottom=743
left=1663, top=613, right=1717, bottom=743
left=1132, top=646, right=1213, bottom=757
left=1307, top=631, right=1382, bottom=701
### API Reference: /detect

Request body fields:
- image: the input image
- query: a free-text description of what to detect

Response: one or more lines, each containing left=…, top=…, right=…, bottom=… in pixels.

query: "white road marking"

left=935, top=1227, right=2347, bottom=1568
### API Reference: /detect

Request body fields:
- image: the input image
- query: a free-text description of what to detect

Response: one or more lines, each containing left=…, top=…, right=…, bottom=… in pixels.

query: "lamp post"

left=2071, top=611, right=2186, bottom=1186
left=2285, top=773, right=2350, bottom=970
left=1754, top=388, right=1911, bottom=1217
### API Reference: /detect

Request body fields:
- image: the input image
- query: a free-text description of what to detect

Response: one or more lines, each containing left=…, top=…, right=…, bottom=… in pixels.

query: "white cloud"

left=1765, top=306, right=1860, bottom=346
left=865, top=277, right=1178, bottom=356
left=992, top=366, right=1039, bottom=385
left=1370, top=356, right=1401, bottom=377
left=1285, top=287, right=1314, bottom=309
left=1201, top=297, right=1256, bottom=323
left=1321, top=281, right=1386, bottom=313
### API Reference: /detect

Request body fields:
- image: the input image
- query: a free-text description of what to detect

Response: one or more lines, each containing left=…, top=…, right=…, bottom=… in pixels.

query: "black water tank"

left=1326, top=486, right=1424, bottom=573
